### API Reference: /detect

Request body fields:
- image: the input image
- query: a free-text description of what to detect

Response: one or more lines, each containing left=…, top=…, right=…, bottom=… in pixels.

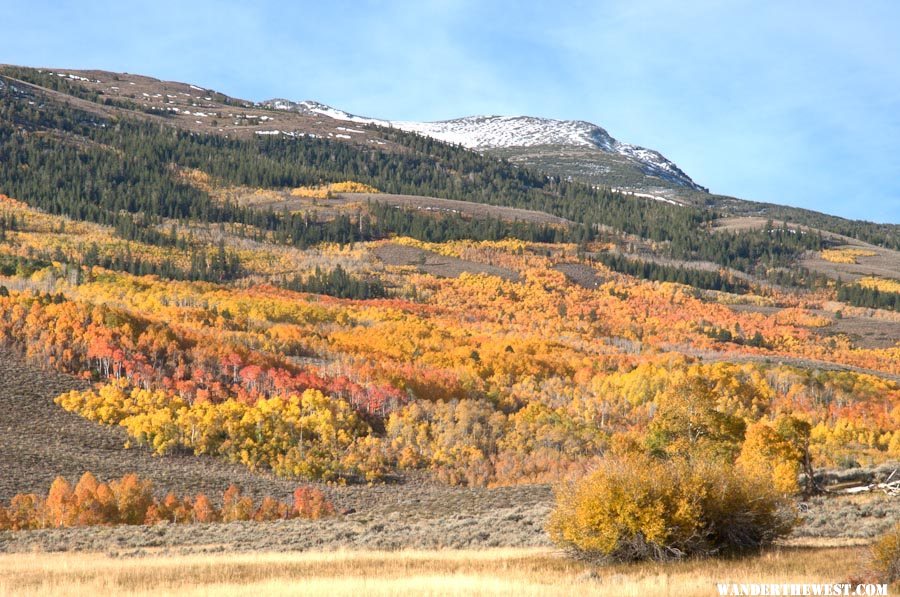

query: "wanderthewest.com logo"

left=716, top=583, right=888, bottom=596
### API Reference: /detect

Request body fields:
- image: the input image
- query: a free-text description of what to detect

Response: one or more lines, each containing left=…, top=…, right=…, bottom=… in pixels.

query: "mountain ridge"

left=261, top=99, right=706, bottom=192
left=3, top=65, right=898, bottom=236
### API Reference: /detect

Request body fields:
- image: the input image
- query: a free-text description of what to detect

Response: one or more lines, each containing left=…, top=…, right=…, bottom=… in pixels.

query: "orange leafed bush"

left=292, top=486, right=335, bottom=520
left=192, top=493, right=220, bottom=523
left=0, top=473, right=335, bottom=530
left=254, top=496, right=289, bottom=522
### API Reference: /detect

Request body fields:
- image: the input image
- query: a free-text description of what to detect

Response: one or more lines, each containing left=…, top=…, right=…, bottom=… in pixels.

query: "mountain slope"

left=1, top=65, right=896, bottom=244
left=262, top=100, right=706, bottom=193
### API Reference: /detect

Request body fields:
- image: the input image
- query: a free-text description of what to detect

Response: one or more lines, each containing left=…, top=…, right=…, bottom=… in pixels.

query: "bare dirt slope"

left=224, top=189, right=571, bottom=226
left=552, top=263, right=605, bottom=289
left=373, top=243, right=519, bottom=280
left=0, top=348, right=298, bottom=503
left=338, top=193, right=572, bottom=225
left=801, top=247, right=900, bottom=283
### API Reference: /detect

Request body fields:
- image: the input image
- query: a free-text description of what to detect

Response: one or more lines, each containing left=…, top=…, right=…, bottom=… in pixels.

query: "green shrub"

left=548, top=454, right=795, bottom=562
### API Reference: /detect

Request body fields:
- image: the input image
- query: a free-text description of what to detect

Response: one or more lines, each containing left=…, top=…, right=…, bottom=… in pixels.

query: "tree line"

left=594, top=251, right=751, bottom=294
left=837, top=283, right=900, bottom=311
left=282, top=265, right=387, bottom=300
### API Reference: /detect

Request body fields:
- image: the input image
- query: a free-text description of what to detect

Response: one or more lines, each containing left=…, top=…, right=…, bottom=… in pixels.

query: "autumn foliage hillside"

left=0, top=72, right=898, bottom=493
left=0, top=196, right=898, bottom=486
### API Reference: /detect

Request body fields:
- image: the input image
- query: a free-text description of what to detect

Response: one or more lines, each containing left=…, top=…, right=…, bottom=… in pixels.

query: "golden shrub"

left=872, top=523, right=900, bottom=584
left=548, top=454, right=795, bottom=562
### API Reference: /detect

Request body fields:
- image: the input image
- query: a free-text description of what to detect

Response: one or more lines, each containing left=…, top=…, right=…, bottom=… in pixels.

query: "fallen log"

left=834, top=469, right=899, bottom=495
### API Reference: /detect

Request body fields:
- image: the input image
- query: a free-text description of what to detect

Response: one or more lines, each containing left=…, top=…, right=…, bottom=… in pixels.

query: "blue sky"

left=1, top=0, right=898, bottom=223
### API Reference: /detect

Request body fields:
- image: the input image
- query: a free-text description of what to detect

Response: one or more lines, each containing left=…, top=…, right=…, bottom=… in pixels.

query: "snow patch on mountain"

left=612, top=188, right=686, bottom=207
left=262, top=99, right=704, bottom=191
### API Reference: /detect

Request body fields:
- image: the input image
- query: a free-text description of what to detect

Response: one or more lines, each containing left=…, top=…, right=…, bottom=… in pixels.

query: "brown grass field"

left=0, top=545, right=876, bottom=597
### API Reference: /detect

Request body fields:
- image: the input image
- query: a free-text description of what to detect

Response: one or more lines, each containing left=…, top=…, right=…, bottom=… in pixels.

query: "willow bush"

left=548, top=453, right=796, bottom=562
left=872, top=523, right=900, bottom=584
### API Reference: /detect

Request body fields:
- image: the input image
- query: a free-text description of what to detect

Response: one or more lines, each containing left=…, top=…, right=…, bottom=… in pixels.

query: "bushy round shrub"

left=548, top=454, right=795, bottom=562
left=872, top=523, right=900, bottom=584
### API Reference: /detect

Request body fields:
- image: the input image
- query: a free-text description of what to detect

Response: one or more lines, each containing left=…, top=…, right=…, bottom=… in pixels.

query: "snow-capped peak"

left=260, top=99, right=704, bottom=191
left=391, top=115, right=618, bottom=151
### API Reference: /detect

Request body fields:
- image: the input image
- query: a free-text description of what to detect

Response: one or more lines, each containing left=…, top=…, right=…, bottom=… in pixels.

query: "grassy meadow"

left=0, top=544, right=874, bottom=597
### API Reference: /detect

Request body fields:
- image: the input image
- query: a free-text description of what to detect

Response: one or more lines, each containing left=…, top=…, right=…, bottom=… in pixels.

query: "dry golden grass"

left=0, top=545, right=870, bottom=597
